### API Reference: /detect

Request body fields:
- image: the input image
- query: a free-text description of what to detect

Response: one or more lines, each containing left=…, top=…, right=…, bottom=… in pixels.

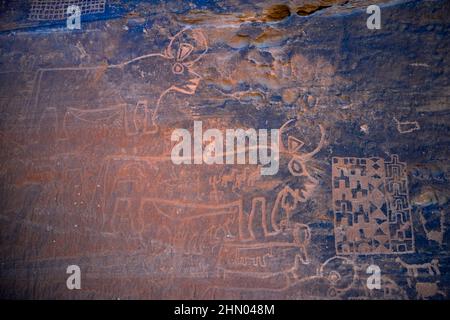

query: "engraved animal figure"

left=396, top=257, right=441, bottom=287
left=212, top=167, right=259, bottom=192
left=28, top=28, right=207, bottom=140
left=415, top=282, right=446, bottom=300
left=395, top=257, right=440, bottom=278
left=393, top=117, right=420, bottom=134
left=373, top=276, right=407, bottom=300
left=419, top=208, right=446, bottom=246
left=347, top=263, right=408, bottom=300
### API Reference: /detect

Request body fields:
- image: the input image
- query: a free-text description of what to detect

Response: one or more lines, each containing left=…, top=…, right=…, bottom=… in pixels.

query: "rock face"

left=0, top=0, right=449, bottom=299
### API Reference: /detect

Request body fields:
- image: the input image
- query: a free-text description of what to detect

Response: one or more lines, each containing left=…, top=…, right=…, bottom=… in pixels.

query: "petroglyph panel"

left=0, top=0, right=449, bottom=300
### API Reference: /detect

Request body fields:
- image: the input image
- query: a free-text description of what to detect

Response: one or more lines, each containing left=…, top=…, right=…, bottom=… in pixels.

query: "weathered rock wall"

left=0, top=0, right=449, bottom=299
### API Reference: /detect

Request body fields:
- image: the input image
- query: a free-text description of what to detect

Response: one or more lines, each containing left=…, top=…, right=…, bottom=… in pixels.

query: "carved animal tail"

left=419, top=209, right=431, bottom=234
left=439, top=209, right=446, bottom=233
left=437, top=290, right=447, bottom=298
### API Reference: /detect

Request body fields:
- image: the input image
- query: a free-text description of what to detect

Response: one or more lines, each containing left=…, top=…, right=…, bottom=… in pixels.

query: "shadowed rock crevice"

left=264, top=4, right=291, bottom=21
left=296, top=4, right=333, bottom=16
left=294, top=0, right=349, bottom=16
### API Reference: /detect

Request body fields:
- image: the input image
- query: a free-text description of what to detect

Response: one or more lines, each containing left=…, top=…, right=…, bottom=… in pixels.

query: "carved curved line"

left=296, top=124, right=326, bottom=160
left=164, top=27, right=192, bottom=59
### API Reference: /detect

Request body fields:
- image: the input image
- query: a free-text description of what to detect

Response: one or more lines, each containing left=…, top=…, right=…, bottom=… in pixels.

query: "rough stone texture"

left=0, top=0, right=449, bottom=299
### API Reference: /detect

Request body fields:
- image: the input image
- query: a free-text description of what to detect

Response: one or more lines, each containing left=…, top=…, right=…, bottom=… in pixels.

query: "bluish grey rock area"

left=0, top=0, right=448, bottom=299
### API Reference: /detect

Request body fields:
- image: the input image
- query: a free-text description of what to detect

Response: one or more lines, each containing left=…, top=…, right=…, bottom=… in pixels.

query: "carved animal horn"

left=279, top=119, right=326, bottom=160
left=165, top=28, right=208, bottom=65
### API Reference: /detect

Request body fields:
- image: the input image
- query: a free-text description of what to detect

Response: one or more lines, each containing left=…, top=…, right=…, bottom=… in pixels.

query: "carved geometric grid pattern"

left=29, top=0, right=106, bottom=21
left=332, top=155, right=414, bottom=255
